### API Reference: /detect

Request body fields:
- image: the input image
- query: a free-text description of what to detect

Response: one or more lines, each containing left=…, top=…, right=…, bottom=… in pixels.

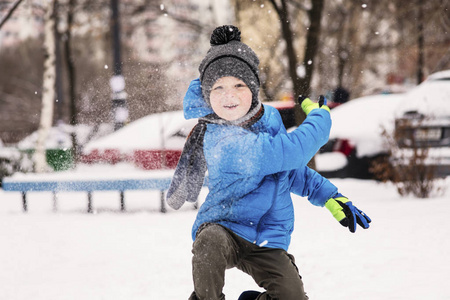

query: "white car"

left=317, top=69, right=450, bottom=178
left=316, top=93, right=405, bottom=178
left=394, top=70, right=450, bottom=177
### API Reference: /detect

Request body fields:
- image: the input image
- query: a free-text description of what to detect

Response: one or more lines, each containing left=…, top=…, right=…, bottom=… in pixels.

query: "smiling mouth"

left=224, top=104, right=238, bottom=109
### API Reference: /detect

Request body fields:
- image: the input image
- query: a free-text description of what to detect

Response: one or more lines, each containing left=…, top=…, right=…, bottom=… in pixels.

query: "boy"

left=167, top=25, right=371, bottom=300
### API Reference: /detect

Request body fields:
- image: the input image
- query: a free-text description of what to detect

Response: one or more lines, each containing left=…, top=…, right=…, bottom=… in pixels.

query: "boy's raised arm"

left=212, top=103, right=332, bottom=176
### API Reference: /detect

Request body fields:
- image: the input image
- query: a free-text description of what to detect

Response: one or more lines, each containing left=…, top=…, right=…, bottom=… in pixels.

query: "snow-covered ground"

left=1, top=164, right=450, bottom=300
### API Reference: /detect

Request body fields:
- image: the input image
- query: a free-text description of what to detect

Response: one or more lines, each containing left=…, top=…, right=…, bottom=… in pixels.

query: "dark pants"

left=188, top=223, right=309, bottom=300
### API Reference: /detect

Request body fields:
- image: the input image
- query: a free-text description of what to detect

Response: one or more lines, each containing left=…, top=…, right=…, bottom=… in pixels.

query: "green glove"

left=325, top=193, right=371, bottom=233
left=300, top=96, right=330, bottom=115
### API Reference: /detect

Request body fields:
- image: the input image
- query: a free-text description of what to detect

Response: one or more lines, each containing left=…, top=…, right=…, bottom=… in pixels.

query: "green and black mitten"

left=325, top=193, right=371, bottom=233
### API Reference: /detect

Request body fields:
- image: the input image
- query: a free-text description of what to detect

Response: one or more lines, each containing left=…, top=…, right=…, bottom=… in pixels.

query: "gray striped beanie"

left=198, top=25, right=260, bottom=106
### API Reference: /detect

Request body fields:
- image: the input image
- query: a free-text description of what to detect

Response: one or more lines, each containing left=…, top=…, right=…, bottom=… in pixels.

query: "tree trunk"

left=64, top=0, right=79, bottom=163
left=34, top=0, right=57, bottom=173
left=269, top=0, right=325, bottom=122
left=416, top=0, right=425, bottom=84
left=269, top=0, right=305, bottom=126
left=298, top=0, right=325, bottom=97
left=276, top=0, right=301, bottom=96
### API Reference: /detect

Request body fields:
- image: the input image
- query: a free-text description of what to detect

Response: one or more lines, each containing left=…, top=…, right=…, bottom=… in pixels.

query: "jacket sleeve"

left=289, top=166, right=338, bottom=207
left=207, top=109, right=331, bottom=177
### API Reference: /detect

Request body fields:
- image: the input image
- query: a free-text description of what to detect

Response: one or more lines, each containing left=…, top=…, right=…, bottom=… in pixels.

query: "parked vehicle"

left=316, top=93, right=405, bottom=178
left=394, top=70, right=450, bottom=177
left=81, top=110, right=197, bottom=169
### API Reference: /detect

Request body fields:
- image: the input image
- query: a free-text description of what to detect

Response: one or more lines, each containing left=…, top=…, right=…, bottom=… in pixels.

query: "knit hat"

left=198, top=25, right=260, bottom=107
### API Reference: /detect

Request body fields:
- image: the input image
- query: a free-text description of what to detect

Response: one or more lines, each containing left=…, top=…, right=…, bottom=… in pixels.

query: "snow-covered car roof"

left=329, top=94, right=405, bottom=157
left=427, top=69, right=450, bottom=80
left=395, top=70, right=450, bottom=118
left=83, top=110, right=198, bottom=153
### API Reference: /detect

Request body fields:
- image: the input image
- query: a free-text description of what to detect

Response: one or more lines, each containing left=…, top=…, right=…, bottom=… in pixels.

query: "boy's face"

left=209, top=76, right=253, bottom=121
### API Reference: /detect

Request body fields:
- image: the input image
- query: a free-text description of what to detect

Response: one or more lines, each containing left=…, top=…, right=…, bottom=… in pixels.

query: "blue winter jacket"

left=184, top=79, right=338, bottom=251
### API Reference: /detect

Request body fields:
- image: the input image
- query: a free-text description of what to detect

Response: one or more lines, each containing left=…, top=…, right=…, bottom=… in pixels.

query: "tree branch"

left=0, top=0, right=24, bottom=29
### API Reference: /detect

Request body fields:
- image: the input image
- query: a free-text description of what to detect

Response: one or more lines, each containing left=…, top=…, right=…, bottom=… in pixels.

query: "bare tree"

left=34, top=0, right=57, bottom=172
left=235, top=0, right=325, bottom=124
left=59, top=0, right=80, bottom=161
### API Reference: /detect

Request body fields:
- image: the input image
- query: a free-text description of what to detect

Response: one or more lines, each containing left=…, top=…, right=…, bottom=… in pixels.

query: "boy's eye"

left=236, top=84, right=246, bottom=88
left=212, top=86, right=223, bottom=90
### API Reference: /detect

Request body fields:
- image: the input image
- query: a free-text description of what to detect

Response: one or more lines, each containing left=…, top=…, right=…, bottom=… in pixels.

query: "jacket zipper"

left=253, top=173, right=280, bottom=246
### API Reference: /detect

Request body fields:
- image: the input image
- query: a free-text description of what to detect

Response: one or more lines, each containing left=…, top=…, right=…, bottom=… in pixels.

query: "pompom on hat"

left=198, top=25, right=260, bottom=106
